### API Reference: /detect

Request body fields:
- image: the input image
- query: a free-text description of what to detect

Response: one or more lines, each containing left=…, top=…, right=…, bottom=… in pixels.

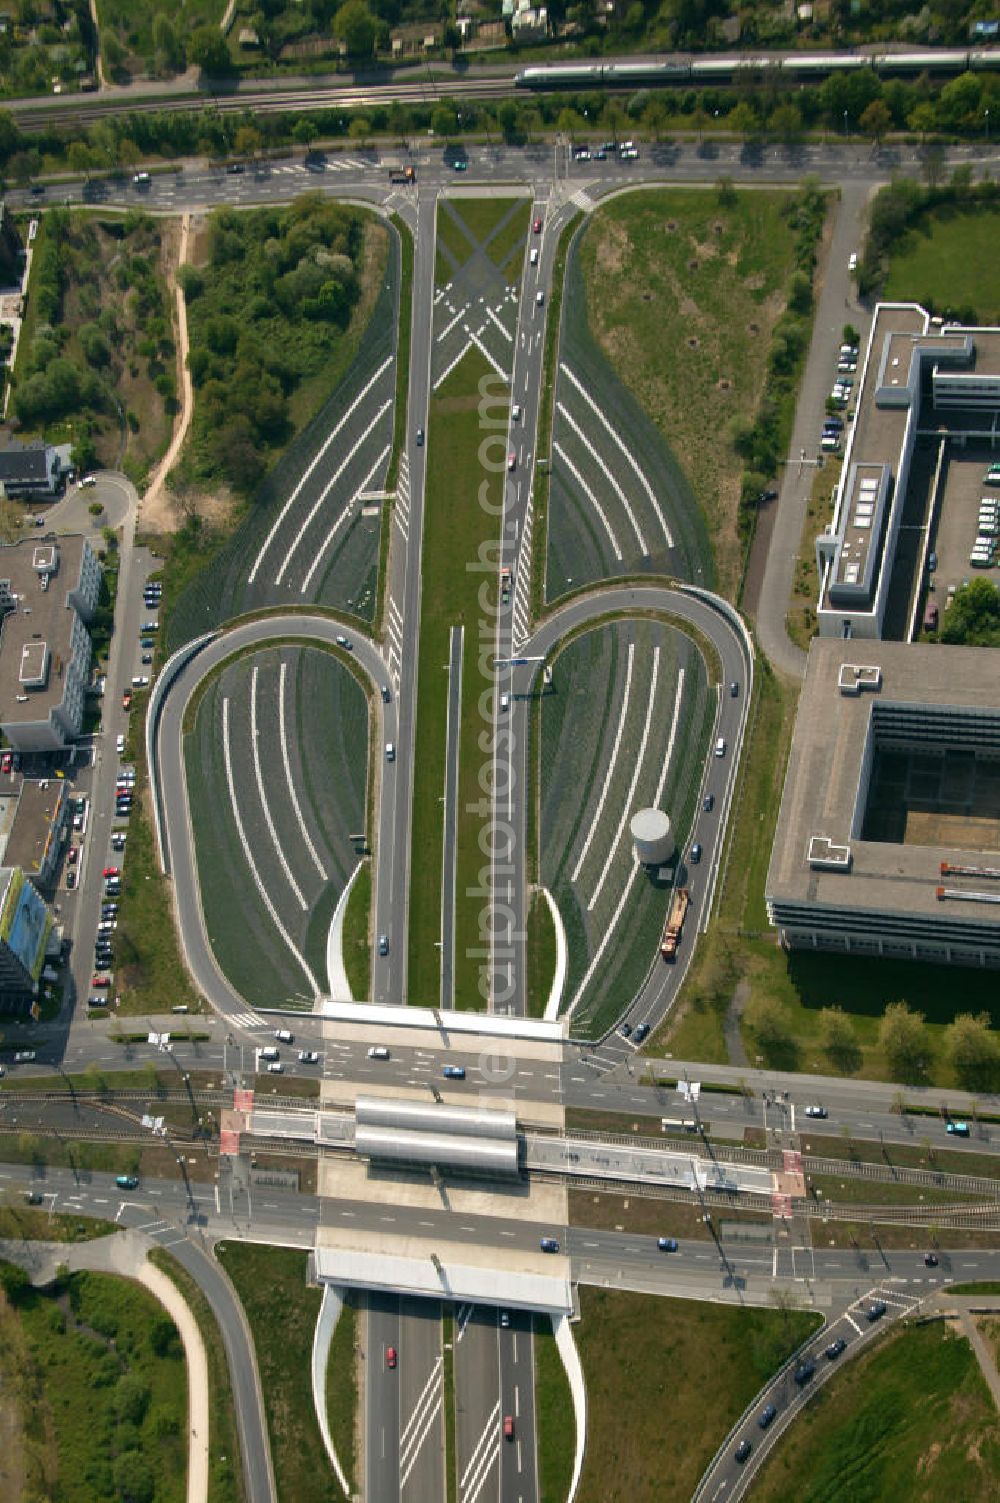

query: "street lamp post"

left=843, top=110, right=848, bottom=139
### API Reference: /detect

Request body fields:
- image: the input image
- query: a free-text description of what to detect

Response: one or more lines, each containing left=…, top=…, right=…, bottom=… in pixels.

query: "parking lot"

left=928, top=446, right=1000, bottom=624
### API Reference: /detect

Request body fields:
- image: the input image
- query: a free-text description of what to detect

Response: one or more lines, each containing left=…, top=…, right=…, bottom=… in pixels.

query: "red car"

left=504, top=1416, right=514, bottom=1441
left=67, top=848, right=78, bottom=864
left=386, top=1346, right=397, bottom=1370
left=102, top=867, right=120, bottom=878
left=507, top=452, right=516, bottom=471
left=1, top=751, right=11, bottom=773
left=91, top=974, right=112, bottom=988
left=532, top=218, right=542, bottom=233
left=122, top=691, right=132, bottom=711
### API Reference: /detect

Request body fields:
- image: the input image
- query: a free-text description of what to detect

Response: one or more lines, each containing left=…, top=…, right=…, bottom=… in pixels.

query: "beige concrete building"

left=767, top=640, right=1000, bottom=967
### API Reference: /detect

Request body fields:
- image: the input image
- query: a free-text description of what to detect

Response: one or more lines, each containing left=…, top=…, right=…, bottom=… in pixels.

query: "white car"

left=298, top=1050, right=319, bottom=1064
left=267, top=1062, right=284, bottom=1074
left=368, top=1045, right=390, bottom=1060
left=848, top=252, right=858, bottom=272
left=116, top=734, right=125, bottom=754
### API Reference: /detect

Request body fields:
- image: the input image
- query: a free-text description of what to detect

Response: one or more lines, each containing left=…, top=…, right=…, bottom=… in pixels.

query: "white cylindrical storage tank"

left=630, top=808, right=673, bottom=866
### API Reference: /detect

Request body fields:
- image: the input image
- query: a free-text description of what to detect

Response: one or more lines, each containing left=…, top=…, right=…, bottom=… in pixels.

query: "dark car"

left=924, top=1252, right=939, bottom=1267
left=416, top=428, right=424, bottom=445
left=758, top=1404, right=777, bottom=1430
left=734, top=1440, right=752, bottom=1464
left=24, top=1190, right=43, bottom=1204
left=794, top=1362, right=815, bottom=1386
left=632, top=1022, right=650, bottom=1044
left=540, top=1237, right=560, bottom=1253
left=690, top=842, right=702, bottom=864
left=66, top=870, right=77, bottom=889
left=825, top=1337, right=847, bottom=1359
left=729, top=681, right=739, bottom=697
left=619, top=1022, right=632, bottom=1038
left=656, top=1237, right=678, bottom=1252
left=443, top=1065, right=465, bottom=1080
left=866, top=1301, right=887, bottom=1322
left=226, top=162, right=245, bottom=174
left=703, top=793, right=714, bottom=812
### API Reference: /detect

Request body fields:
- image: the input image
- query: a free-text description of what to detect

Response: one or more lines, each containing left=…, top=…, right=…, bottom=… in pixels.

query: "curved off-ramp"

left=151, top=615, right=392, bottom=1026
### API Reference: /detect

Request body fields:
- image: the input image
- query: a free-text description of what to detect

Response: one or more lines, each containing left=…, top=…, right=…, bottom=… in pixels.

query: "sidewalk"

left=0, top=1231, right=209, bottom=1503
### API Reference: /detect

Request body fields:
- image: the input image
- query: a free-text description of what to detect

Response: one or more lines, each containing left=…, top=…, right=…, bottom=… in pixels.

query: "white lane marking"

left=300, top=441, right=390, bottom=594
left=467, top=322, right=507, bottom=380
left=557, top=401, right=647, bottom=553
left=588, top=646, right=660, bottom=912
left=276, top=399, right=392, bottom=585
left=434, top=338, right=473, bottom=391
left=486, top=304, right=514, bottom=342
left=552, top=440, right=623, bottom=560
left=278, top=660, right=326, bottom=879
left=571, top=642, right=634, bottom=885
left=563, top=365, right=674, bottom=547
left=437, top=302, right=471, bottom=343
left=222, top=697, right=319, bottom=995
left=251, top=665, right=308, bottom=910
left=460, top=1399, right=501, bottom=1503
left=248, top=355, right=392, bottom=582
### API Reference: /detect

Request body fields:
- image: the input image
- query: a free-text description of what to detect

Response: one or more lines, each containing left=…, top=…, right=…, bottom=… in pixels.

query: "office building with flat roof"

left=815, top=304, right=1000, bottom=640
left=767, top=639, right=1000, bottom=967
left=0, top=535, right=101, bottom=752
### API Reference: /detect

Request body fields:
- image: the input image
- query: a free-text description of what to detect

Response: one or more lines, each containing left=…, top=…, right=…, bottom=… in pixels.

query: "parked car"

left=13, top=1050, right=35, bottom=1063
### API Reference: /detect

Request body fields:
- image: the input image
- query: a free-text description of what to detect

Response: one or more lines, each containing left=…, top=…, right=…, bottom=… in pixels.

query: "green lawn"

left=407, top=346, right=507, bottom=1008
left=0, top=1265, right=187, bottom=1503
left=751, top=1321, right=1000, bottom=1502
left=575, top=188, right=803, bottom=597
left=883, top=208, right=1000, bottom=324
left=325, top=1295, right=358, bottom=1497
left=435, top=198, right=530, bottom=287
left=341, top=859, right=371, bottom=1000
left=483, top=201, right=533, bottom=280
left=576, top=1288, right=820, bottom=1503
left=533, top=1318, right=575, bottom=1503
left=526, top=888, right=557, bottom=1018
left=217, top=1244, right=344, bottom=1503
left=149, top=1249, right=245, bottom=1503
left=0, top=1203, right=117, bottom=1242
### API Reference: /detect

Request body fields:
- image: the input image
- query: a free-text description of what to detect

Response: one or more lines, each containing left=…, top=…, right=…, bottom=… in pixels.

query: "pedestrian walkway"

left=0, top=1231, right=210, bottom=1503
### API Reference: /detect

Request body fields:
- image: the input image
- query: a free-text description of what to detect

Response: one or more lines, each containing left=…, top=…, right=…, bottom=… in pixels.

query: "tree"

left=907, top=101, right=939, bottom=141
left=940, top=578, right=1000, bottom=646
left=431, top=104, right=459, bottom=138
left=332, top=0, right=376, bottom=57
left=292, top=117, right=318, bottom=149
left=878, top=1001, right=930, bottom=1082
left=114, top=1374, right=152, bottom=1426
left=112, top=1451, right=155, bottom=1503
left=818, top=1006, right=861, bottom=1073
left=233, top=124, right=262, bottom=159
left=859, top=99, right=893, bottom=146
left=946, top=1012, right=1000, bottom=1092
left=187, top=27, right=234, bottom=75
left=746, top=997, right=797, bottom=1068
left=152, top=13, right=181, bottom=74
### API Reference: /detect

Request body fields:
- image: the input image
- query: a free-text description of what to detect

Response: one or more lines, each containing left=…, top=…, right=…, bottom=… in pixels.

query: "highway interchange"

left=4, top=112, right=1000, bottom=1503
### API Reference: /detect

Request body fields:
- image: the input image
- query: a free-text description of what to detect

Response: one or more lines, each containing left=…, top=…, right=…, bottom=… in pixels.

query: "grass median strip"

left=325, top=1293, right=358, bottom=1497
left=342, top=859, right=371, bottom=1000
left=526, top=888, right=557, bottom=1018
left=407, top=345, right=507, bottom=1007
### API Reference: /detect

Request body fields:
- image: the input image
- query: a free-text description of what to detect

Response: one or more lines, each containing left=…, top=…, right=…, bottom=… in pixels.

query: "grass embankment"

left=576, top=1288, right=820, bottom=1503
left=530, top=210, right=583, bottom=624
left=13, top=207, right=175, bottom=485
left=0, top=1202, right=117, bottom=1241
left=114, top=720, right=202, bottom=1015
left=325, top=1294, right=358, bottom=1497
left=149, top=1248, right=245, bottom=1503
left=0, top=1130, right=218, bottom=1184
left=882, top=207, right=1000, bottom=324
left=385, top=214, right=413, bottom=497
left=526, top=889, right=557, bottom=1018
left=407, top=345, right=507, bottom=1008
left=575, top=188, right=804, bottom=598
left=341, top=860, right=371, bottom=1001
left=218, top=1244, right=344, bottom=1503
left=569, top=1188, right=772, bottom=1240
left=786, top=457, right=841, bottom=650
left=533, top=1317, right=575, bottom=1503
left=660, top=659, right=794, bottom=1064
left=0, top=1265, right=187, bottom=1503
left=752, top=1320, right=1000, bottom=1502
